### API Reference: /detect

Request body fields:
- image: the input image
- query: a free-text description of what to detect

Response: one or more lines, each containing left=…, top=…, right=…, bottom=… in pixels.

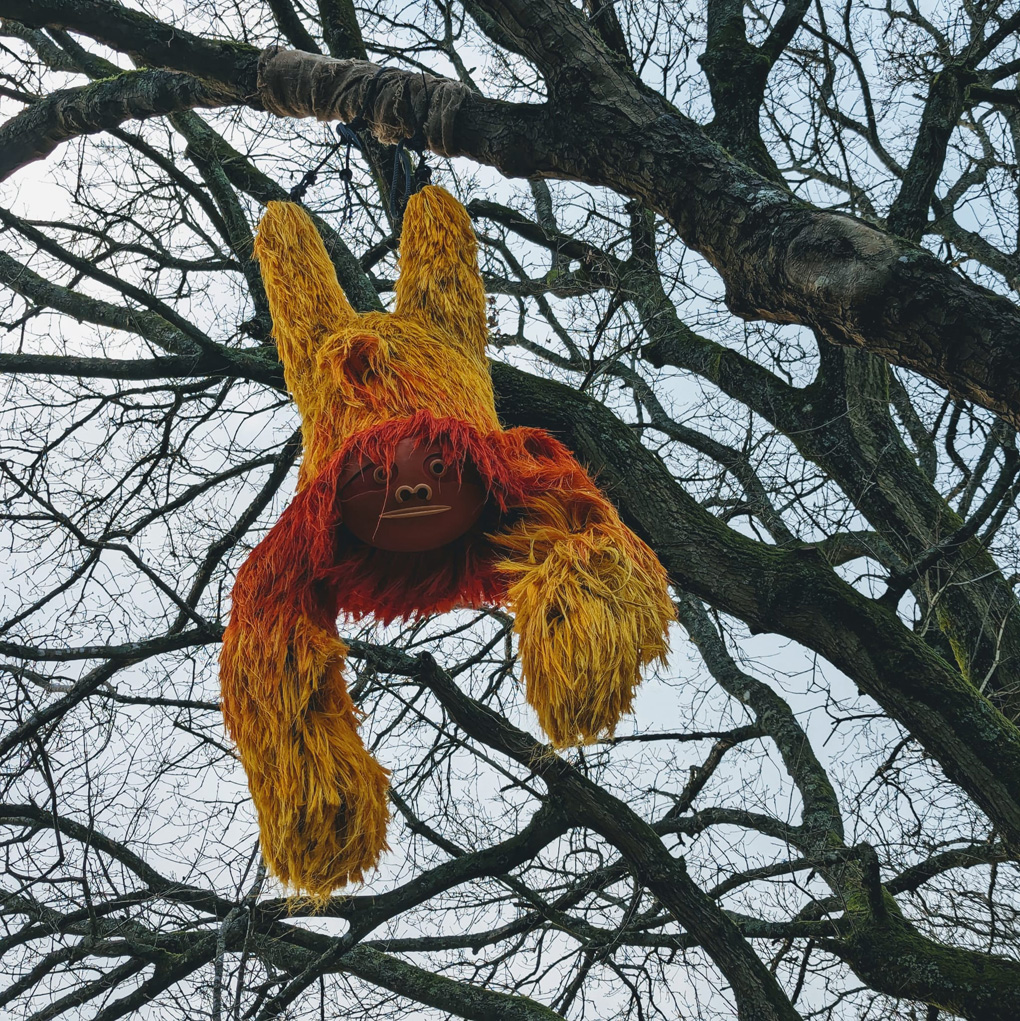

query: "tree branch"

left=887, top=65, right=974, bottom=240
left=351, top=643, right=804, bottom=1021
left=491, top=361, right=1020, bottom=846
left=0, top=68, right=242, bottom=182
left=0, top=7, right=1018, bottom=430
left=0, top=352, right=276, bottom=382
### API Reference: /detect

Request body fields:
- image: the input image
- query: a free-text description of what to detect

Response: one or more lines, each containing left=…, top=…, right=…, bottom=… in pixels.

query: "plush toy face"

left=338, top=437, right=488, bottom=552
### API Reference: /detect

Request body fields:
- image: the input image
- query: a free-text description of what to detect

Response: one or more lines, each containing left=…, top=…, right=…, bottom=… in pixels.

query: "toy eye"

left=373, top=466, right=389, bottom=485
left=428, top=458, right=447, bottom=478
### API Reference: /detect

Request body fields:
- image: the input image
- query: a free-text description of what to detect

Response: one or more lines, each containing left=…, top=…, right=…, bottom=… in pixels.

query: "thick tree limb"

left=2, top=0, right=259, bottom=85
left=0, top=627, right=216, bottom=661
left=0, top=352, right=276, bottom=382
left=0, top=249, right=205, bottom=358
left=887, top=65, right=973, bottom=240
left=317, top=0, right=367, bottom=61
left=821, top=917, right=1020, bottom=1021
left=2, top=1, right=1020, bottom=428
left=266, top=0, right=320, bottom=54
left=461, top=0, right=619, bottom=96
left=699, top=0, right=787, bottom=176
left=255, top=45, right=472, bottom=156
left=0, top=68, right=241, bottom=182
left=335, top=947, right=566, bottom=1021
left=492, top=362, right=1020, bottom=847
left=249, top=46, right=1020, bottom=434
left=645, top=290, right=1020, bottom=704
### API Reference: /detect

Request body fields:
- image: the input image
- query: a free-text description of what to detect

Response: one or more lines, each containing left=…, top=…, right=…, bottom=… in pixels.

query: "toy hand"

left=496, top=493, right=674, bottom=747
left=220, top=492, right=389, bottom=899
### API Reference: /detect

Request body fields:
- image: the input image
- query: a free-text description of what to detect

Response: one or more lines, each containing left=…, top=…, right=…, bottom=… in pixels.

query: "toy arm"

left=220, top=486, right=388, bottom=898
left=254, top=202, right=358, bottom=408
left=495, top=459, right=674, bottom=748
left=394, top=185, right=488, bottom=358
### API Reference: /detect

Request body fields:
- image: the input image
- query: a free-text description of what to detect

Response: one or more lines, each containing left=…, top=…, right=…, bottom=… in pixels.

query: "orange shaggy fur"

left=220, top=186, right=674, bottom=899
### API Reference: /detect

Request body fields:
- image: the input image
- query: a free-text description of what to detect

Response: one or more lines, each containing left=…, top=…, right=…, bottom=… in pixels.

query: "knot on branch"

left=257, top=47, right=469, bottom=156
left=783, top=213, right=902, bottom=316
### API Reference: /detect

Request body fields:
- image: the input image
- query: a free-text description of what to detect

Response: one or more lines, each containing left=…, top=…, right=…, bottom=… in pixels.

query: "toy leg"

left=220, top=499, right=388, bottom=899
left=495, top=484, right=674, bottom=748
left=254, top=200, right=357, bottom=415
left=395, top=185, right=489, bottom=359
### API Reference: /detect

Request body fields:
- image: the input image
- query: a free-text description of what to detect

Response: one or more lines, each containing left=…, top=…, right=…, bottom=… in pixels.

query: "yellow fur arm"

left=221, top=615, right=389, bottom=899
left=496, top=495, right=675, bottom=747
left=220, top=511, right=389, bottom=899
left=395, top=186, right=488, bottom=357
left=254, top=201, right=357, bottom=411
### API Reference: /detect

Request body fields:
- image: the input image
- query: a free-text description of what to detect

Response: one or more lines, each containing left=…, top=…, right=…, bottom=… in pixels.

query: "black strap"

left=389, top=143, right=432, bottom=219
left=288, top=123, right=364, bottom=224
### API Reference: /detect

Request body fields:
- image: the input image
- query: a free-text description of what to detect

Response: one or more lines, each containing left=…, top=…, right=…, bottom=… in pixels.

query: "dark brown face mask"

left=338, top=438, right=489, bottom=552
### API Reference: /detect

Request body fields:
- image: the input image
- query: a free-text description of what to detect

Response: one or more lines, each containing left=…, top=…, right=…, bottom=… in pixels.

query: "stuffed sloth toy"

left=220, top=185, right=674, bottom=898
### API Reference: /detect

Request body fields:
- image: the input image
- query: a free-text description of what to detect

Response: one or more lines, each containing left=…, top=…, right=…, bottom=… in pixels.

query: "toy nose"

left=395, top=483, right=433, bottom=503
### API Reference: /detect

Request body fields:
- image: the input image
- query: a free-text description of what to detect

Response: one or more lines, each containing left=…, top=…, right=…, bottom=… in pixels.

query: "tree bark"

left=2, top=3, right=1019, bottom=429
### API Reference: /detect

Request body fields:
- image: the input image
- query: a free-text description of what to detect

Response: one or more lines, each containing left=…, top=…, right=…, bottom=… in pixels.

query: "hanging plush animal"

left=220, top=185, right=674, bottom=899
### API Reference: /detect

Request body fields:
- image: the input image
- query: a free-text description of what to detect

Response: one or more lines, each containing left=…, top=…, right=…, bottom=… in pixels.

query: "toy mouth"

left=379, top=505, right=452, bottom=519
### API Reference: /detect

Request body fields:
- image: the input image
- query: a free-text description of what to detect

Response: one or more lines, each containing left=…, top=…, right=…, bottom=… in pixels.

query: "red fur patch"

left=232, top=412, right=595, bottom=624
